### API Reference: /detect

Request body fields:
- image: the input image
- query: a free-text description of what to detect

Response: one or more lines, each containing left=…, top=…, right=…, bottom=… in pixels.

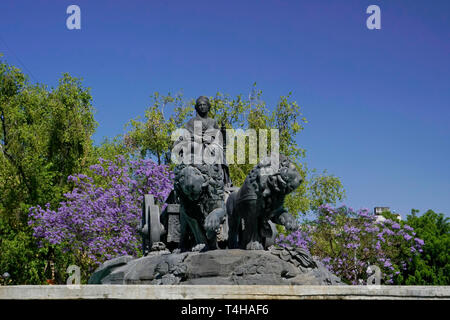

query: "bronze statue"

left=155, top=96, right=302, bottom=253
left=172, top=96, right=228, bottom=252
left=226, top=154, right=302, bottom=250
left=95, top=96, right=345, bottom=286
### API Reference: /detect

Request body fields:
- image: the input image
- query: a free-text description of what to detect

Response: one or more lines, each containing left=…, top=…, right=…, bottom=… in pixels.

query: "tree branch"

left=0, top=108, right=34, bottom=200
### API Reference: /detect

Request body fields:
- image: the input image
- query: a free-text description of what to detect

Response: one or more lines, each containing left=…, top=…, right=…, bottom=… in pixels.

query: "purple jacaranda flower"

left=403, top=234, right=412, bottom=241
left=391, top=223, right=401, bottom=230
left=414, top=238, right=425, bottom=246
left=274, top=204, right=421, bottom=285
left=403, top=225, right=414, bottom=232
left=28, top=156, right=173, bottom=268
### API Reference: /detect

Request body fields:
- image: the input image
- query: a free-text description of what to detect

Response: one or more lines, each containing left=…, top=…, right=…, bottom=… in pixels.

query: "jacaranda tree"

left=28, top=156, right=173, bottom=282
left=276, top=205, right=424, bottom=285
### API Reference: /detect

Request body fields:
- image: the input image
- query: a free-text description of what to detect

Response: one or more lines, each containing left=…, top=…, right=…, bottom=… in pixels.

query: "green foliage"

left=0, top=59, right=96, bottom=284
left=124, top=92, right=194, bottom=165
left=308, top=170, right=346, bottom=212
left=398, top=209, right=450, bottom=285
left=91, top=135, right=131, bottom=163
left=0, top=214, right=44, bottom=284
left=0, top=213, right=74, bottom=285
left=0, top=61, right=97, bottom=215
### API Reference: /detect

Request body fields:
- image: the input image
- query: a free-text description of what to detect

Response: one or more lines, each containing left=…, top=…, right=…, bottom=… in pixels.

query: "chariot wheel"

left=142, top=195, right=162, bottom=253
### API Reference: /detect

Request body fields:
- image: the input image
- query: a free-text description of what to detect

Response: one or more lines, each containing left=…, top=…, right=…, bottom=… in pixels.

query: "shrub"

left=276, top=205, right=423, bottom=285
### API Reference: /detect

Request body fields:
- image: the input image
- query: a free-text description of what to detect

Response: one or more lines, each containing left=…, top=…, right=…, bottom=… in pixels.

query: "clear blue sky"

left=1, top=0, right=449, bottom=217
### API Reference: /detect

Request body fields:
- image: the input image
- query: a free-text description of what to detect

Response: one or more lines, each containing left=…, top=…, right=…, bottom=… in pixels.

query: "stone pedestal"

left=88, top=247, right=342, bottom=285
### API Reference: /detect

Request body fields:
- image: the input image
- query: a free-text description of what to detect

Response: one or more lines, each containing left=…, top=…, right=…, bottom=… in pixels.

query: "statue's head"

left=269, top=155, right=301, bottom=194
left=263, top=155, right=302, bottom=195
left=195, top=96, right=211, bottom=117
left=178, top=165, right=206, bottom=201
left=279, top=162, right=302, bottom=194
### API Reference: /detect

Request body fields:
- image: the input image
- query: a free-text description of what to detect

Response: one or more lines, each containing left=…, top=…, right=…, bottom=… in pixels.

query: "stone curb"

left=1, top=285, right=449, bottom=300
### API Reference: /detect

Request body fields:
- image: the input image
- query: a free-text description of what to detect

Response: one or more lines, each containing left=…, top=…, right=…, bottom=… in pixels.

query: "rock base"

left=89, top=246, right=342, bottom=285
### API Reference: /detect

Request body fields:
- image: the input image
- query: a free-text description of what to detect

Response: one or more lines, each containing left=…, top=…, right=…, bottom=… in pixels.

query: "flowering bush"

left=276, top=228, right=312, bottom=251
left=276, top=205, right=424, bottom=285
left=28, top=156, right=173, bottom=277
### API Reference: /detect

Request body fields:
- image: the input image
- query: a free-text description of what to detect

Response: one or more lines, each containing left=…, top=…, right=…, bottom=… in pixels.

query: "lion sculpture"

left=226, top=154, right=302, bottom=250
left=174, top=163, right=226, bottom=252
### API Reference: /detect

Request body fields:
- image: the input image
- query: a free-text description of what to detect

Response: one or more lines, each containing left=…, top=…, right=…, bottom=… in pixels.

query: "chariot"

left=139, top=186, right=242, bottom=255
